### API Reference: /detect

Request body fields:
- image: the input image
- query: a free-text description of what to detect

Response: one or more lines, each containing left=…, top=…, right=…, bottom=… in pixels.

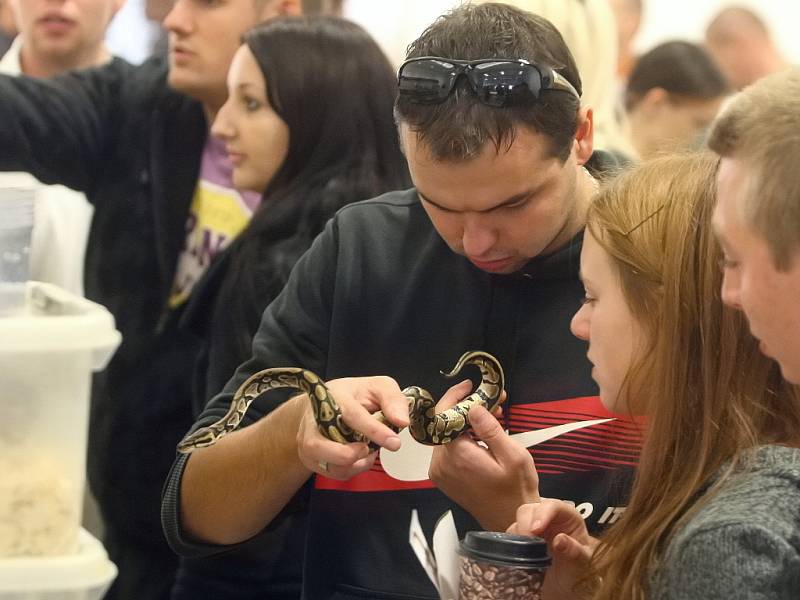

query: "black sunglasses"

left=398, top=57, right=580, bottom=107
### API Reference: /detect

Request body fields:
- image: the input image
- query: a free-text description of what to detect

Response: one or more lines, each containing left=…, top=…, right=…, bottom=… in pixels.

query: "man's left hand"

left=428, top=383, right=540, bottom=531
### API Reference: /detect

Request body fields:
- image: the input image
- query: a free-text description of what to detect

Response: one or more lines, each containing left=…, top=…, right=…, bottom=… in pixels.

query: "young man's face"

left=713, top=157, right=800, bottom=383
left=10, top=0, right=122, bottom=61
left=164, top=0, right=289, bottom=109
left=400, top=119, right=592, bottom=275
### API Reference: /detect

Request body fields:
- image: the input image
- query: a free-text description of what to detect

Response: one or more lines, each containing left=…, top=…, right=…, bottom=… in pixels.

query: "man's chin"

left=166, top=70, right=200, bottom=96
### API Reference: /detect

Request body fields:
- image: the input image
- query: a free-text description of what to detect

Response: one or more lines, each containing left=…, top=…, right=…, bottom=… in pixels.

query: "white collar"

left=0, top=36, right=23, bottom=76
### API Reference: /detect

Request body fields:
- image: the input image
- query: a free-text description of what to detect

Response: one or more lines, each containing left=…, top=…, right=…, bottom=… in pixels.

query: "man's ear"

left=638, top=87, right=669, bottom=116
left=573, top=106, right=594, bottom=166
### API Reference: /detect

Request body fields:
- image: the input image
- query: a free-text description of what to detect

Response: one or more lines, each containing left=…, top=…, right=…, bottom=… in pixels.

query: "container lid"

left=459, top=531, right=552, bottom=569
left=0, top=529, right=117, bottom=591
left=0, top=282, right=121, bottom=369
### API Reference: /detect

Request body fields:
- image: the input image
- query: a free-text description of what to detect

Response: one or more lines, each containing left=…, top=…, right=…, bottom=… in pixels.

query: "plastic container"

left=0, top=188, right=36, bottom=316
left=0, top=528, right=117, bottom=599
left=458, top=531, right=551, bottom=600
left=0, top=282, right=121, bottom=558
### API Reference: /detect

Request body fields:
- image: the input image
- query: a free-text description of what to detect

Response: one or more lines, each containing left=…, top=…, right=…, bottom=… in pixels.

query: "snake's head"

left=176, top=427, right=217, bottom=454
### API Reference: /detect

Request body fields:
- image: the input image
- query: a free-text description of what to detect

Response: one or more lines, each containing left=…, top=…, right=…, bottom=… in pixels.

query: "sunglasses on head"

left=397, top=57, right=581, bottom=108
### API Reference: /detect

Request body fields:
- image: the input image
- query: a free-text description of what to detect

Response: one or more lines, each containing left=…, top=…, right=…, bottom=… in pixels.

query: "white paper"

left=408, top=510, right=461, bottom=600
left=432, top=511, right=460, bottom=600
left=409, top=509, right=439, bottom=591
left=382, top=419, right=614, bottom=481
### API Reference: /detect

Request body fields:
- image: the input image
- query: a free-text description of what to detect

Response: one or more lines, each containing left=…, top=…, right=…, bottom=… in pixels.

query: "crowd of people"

left=0, top=1, right=797, bottom=599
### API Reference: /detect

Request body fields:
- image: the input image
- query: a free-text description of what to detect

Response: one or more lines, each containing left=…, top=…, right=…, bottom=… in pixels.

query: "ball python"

left=176, top=350, right=504, bottom=454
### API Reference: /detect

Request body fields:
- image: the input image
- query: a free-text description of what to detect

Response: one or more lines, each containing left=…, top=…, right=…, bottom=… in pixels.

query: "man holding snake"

left=163, top=4, right=640, bottom=598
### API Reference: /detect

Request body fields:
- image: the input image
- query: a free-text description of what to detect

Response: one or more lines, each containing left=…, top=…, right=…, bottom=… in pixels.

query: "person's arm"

left=0, top=61, right=128, bottom=192
left=655, top=523, right=800, bottom=600
left=165, top=218, right=410, bottom=548
left=180, top=376, right=409, bottom=545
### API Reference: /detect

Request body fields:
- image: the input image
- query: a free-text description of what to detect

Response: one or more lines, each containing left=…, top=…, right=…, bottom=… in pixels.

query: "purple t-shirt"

left=170, top=135, right=261, bottom=308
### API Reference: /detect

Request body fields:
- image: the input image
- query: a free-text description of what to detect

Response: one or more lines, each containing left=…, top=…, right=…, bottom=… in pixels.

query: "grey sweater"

left=652, top=445, right=800, bottom=599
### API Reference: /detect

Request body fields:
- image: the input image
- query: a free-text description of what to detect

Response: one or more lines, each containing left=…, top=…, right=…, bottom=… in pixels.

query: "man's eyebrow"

left=417, top=185, right=544, bottom=213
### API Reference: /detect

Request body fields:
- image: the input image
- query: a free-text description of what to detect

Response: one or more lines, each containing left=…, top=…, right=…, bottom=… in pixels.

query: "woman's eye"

left=718, top=256, right=740, bottom=270
left=243, top=97, right=261, bottom=111
left=581, top=294, right=596, bottom=305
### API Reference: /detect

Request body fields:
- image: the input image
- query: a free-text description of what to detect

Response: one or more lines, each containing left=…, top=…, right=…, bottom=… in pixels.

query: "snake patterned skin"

left=176, top=351, right=504, bottom=454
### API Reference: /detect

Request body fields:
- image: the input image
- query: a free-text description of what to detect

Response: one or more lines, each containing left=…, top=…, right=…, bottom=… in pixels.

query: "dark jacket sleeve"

left=0, top=58, right=133, bottom=193
left=162, top=215, right=339, bottom=557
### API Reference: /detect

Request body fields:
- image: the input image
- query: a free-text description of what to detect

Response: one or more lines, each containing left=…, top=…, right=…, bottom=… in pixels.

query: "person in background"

left=480, top=0, right=636, bottom=162
left=0, top=0, right=303, bottom=598
left=164, top=4, right=639, bottom=598
left=171, top=17, right=409, bottom=598
left=510, top=152, right=800, bottom=599
left=607, top=0, right=642, bottom=83
left=0, top=0, right=16, bottom=55
left=0, top=0, right=123, bottom=295
left=302, top=0, right=343, bottom=14
left=705, top=5, right=788, bottom=90
left=624, top=41, right=729, bottom=160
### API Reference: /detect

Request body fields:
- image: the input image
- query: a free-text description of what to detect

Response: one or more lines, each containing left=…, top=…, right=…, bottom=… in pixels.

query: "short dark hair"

left=625, top=41, right=730, bottom=111
left=395, top=2, right=582, bottom=162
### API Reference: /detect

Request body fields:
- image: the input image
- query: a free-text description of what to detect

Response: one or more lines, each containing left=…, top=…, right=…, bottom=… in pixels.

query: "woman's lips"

left=227, top=151, right=246, bottom=167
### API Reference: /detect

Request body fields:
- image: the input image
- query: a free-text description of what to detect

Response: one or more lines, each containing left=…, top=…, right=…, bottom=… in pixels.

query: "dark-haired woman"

left=625, top=41, right=730, bottom=160
left=169, top=15, right=410, bottom=599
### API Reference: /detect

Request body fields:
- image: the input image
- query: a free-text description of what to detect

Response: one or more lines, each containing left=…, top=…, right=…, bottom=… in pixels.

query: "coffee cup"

left=458, top=531, right=551, bottom=599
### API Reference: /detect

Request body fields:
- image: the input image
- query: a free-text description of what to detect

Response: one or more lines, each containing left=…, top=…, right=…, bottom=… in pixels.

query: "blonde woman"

left=477, top=0, right=635, bottom=159
left=510, top=153, right=800, bottom=598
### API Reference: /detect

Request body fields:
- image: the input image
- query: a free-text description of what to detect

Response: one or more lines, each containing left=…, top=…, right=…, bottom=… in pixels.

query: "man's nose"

left=163, top=0, right=192, bottom=34
left=461, top=217, right=496, bottom=257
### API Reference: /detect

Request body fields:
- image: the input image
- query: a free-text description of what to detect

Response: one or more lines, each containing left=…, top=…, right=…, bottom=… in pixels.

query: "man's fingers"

left=468, top=404, right=504, bottom=439
left=362, top=376, right=411, bottom=428
left=435, top=379, right=473, bottom=411
left=324, top=452, right=378, bottom=481
left=342, top=403, right=403, bottom=451
left=467, top=404, right=526, bottom=467
left=324, top=376, right=410, bottom=451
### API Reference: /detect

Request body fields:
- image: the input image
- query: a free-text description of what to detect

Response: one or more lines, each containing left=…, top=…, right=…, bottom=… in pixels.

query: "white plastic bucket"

left=0, top=282, right=121, bottom=558
left=0, top=528, right=117, bottom=599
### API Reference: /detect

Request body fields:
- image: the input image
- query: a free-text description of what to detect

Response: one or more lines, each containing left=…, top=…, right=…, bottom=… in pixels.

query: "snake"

left=176, top=350, right=504, bottom=454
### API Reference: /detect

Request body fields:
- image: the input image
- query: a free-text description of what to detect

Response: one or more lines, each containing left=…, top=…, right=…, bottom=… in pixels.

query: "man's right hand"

left=295, top=376, right=410, bottom=480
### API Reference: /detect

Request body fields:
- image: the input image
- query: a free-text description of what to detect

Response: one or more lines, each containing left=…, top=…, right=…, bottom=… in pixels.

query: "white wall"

left=105, top=0, right=800, bottom=67
left=105, top=0, right=162, bottom=64
left=629, top=0, right=798, bottom=60
left=345, top=1, right=800, bottom=68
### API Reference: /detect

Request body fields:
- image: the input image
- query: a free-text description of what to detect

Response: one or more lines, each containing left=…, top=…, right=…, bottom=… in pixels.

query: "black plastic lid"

left=458, top=531, right=552, bottom=569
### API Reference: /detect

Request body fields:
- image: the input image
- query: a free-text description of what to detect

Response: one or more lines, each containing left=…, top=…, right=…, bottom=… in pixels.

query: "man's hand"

left=508, top=499, right=597, bottom=600
left=428, top=382, right=539, bottom=531
left=296, top=375, right=410, bottom=481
